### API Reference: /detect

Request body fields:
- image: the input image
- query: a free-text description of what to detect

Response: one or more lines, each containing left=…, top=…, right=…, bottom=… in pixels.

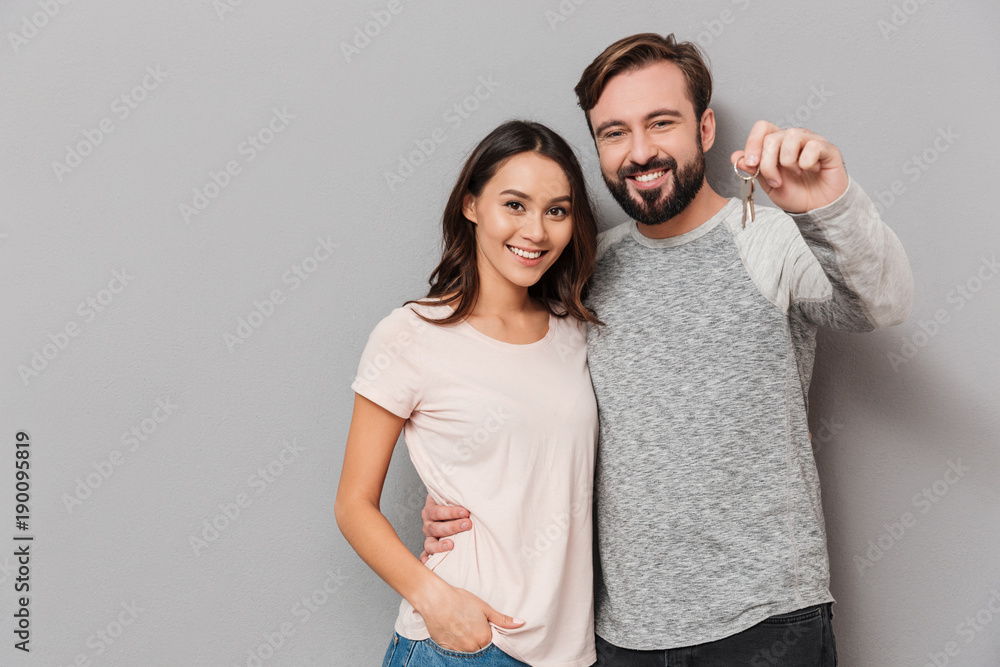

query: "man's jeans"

left=595, top=603, right=837, bottom=666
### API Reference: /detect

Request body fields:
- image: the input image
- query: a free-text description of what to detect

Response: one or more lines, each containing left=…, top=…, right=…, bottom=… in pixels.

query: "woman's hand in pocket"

left=419, top=582, right=524, bottom=652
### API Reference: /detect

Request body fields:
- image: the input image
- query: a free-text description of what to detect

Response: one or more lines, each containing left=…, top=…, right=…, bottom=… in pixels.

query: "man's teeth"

left=507, top=245, right=543, bottom=259
left=633, top=170, right=666, bottom=183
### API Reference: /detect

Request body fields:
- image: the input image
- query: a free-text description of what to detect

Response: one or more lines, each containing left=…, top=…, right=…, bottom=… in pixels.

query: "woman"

left=335, top=120, right=602, bottom=666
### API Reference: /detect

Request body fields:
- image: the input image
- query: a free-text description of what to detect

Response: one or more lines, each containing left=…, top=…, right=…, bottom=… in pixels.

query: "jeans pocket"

left=426, top=636, right=495, bottom=659
left=760, top=603, right=823, bottom=625
left=381, top=633, right=400, bottom=667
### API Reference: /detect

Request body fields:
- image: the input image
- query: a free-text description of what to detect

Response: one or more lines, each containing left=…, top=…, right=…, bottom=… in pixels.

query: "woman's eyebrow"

left=499, top=189, right=531, bottom=199
left=499, top=189, right=572, bottom=204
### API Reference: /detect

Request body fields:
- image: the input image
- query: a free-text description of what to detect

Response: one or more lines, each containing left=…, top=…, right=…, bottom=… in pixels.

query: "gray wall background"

left=2, top=1, right=998, bottom=665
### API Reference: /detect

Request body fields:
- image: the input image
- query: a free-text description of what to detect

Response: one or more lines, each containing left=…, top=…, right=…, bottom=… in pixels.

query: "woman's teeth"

left=507, top=245, right=543, bottom=259
left=633, top=170, right=666, bottom=182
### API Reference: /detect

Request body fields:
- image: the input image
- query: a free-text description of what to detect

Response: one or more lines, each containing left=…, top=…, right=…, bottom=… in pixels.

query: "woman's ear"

left=462, top=193, right=478, bottom=224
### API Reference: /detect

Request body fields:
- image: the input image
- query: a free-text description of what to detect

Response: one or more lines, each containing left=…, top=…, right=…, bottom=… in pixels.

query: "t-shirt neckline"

left=416, top=297, right=557, bottom=350
left=456, top=311, right=556, bottom=349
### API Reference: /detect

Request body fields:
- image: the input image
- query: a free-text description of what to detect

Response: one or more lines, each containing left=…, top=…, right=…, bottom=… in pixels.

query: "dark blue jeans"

left=595, top=603, right=837, bottom=666
left=382, top=632, right=530, bottom=666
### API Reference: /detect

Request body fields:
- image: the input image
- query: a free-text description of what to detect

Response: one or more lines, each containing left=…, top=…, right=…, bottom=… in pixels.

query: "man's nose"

left=628, top=131, right=658, bottom=168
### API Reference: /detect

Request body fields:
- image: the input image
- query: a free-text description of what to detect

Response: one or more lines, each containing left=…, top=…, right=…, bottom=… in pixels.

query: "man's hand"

left=732, top=121, right=849, bottom=214
left=418, top=494, right=472, bottom=563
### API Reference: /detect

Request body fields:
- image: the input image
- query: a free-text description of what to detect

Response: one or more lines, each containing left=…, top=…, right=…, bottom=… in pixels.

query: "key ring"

left=734, top=156, right=760, bottom=180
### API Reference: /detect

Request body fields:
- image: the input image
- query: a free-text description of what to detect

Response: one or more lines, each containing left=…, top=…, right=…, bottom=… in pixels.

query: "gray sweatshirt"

left=585, top=178, right=913, bottom=649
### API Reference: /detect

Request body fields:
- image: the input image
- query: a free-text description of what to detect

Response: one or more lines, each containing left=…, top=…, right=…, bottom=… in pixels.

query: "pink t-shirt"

left=351, top=299, right=597, bottom=666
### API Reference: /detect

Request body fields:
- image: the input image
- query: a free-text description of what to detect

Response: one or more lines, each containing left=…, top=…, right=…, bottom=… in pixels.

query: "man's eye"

left=604, top=130, right=624, bottom=139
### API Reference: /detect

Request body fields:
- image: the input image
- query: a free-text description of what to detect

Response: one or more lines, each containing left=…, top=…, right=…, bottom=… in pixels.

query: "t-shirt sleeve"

left=350, top=307, right=422, bottom=419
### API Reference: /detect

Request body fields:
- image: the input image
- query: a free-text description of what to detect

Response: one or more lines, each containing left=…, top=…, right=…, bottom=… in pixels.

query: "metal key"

left=740, top=175, right=755, bottom=228
left=734, top=158, right=760, bottom=229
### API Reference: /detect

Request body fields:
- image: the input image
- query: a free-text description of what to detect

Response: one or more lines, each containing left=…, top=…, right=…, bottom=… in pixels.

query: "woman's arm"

left=334, top=393, right=523, bottom=651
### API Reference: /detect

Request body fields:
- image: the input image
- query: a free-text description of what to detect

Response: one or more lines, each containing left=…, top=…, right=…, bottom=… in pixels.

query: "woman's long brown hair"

left=405, top=120, right=602, bottom=327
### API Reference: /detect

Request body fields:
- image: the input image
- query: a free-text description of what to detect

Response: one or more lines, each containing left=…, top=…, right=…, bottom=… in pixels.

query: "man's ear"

left=462, top=193, right=478, bottom=224
left=700, top=107, right=717, bottom=152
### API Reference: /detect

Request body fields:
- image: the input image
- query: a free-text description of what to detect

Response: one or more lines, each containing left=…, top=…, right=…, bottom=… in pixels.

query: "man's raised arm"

left=733, top=121, right=914, bottom=331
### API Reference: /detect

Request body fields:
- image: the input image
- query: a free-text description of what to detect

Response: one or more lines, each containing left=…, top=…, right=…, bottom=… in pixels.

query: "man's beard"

left=603, top=147, right=706, bottom=226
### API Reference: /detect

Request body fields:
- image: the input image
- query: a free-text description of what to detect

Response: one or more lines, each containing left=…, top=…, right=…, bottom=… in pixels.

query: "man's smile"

left=627, top=168, right=671, bottom=191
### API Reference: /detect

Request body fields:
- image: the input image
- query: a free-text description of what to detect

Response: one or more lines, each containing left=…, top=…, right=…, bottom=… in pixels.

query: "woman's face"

left=463, top=152, right=574, bottom=291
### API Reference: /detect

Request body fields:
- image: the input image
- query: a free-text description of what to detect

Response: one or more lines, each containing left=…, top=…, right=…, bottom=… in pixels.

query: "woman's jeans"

left=595, top=603, right=837, bottom=666
left=381, top=632, right=530, bottom=666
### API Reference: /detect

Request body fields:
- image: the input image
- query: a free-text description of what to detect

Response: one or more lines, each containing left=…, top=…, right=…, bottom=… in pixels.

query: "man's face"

left=589, top=61, right=710, bottom=226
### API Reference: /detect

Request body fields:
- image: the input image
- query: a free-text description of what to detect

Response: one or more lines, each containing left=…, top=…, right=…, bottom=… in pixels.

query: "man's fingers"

left=424, top=504, right=471, bottom=522
left=741, top=119, right=781, bottom=168
left=731, top=150, right=754, bottom=174
left=778, top=131, right=807, bottom=175
left=738, top=120, right=847, bottom=210
left=743, top=123, right=830, bottom=189
left=798, top=138, right=829, bottom=172
left=422, top=536, right=453, bottom=556
left=426, top=517, right=472, bottom=539
left=758, top=130, right=785, bottom=188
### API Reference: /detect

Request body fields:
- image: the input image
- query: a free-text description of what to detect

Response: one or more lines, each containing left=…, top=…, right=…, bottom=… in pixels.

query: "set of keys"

left=734, top=157, right=759, bottom=229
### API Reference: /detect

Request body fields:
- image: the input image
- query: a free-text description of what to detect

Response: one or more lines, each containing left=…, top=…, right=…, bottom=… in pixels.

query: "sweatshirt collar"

left=628, top=197, right=741, bottom=249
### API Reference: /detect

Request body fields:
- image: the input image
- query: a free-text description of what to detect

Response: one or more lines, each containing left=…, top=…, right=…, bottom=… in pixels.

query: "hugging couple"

left=336, top=32, right=913, bottom=667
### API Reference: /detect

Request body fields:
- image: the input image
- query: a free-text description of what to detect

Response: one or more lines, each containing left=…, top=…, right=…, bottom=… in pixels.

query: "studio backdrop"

left=2, top=1, right=998, bottom=665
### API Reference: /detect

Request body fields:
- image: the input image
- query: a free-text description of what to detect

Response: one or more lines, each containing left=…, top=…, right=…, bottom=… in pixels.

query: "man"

left=422, top=33, right=913, bottom=665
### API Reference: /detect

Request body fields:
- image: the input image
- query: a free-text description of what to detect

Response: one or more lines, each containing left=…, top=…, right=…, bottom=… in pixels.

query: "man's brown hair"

left=574, top=33, right=713, bottom=137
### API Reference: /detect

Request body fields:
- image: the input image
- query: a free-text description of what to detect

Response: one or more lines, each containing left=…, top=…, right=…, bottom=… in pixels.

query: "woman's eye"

left=504, top=201, right=525, bottom=211
left=548, top=206, right=568, bottom=217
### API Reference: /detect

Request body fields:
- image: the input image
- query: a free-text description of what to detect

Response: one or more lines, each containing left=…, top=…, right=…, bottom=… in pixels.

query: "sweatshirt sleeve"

left=783, top=177, right=914, bottom=331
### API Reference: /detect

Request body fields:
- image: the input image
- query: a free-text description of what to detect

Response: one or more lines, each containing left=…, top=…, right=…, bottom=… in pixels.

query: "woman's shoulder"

left=401, top=297, right=454, bottom=320
left=367, top=298, right=453, bottom=337
left=549, top=306, right=590, bottom=347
